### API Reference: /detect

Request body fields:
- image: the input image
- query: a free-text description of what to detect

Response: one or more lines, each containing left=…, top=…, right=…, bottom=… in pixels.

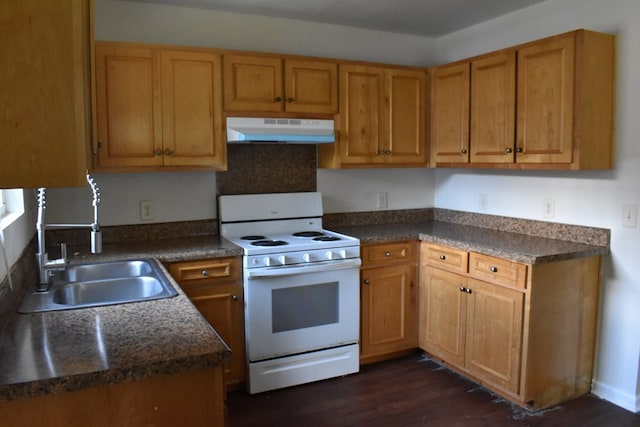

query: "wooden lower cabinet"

left=169, top=257, right=245, bottom=390
left=0, top=367, right=225, bottom=426
left=360, top=242, right=418, bottom=364
left=419, top=242, right=601, bottom=410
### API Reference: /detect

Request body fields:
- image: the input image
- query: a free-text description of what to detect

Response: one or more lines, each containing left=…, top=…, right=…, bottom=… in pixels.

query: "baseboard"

left=591, top=380, right=639, bottom=413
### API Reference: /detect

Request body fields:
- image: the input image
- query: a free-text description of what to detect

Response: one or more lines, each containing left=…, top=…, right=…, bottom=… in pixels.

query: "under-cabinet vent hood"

left=226, top=117, right=335, bottom=144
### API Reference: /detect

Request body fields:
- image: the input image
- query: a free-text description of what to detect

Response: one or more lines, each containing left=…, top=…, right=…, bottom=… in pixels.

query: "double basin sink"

left=19, top=258, right=178, bottom=313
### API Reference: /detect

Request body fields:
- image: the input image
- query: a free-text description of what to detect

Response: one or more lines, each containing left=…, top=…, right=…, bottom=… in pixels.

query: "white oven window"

left=272, top=282, right=339, bottom=333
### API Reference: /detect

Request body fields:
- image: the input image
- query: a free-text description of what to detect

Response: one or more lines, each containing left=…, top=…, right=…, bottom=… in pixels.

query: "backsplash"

left=216, top=144, right=317, bottom=195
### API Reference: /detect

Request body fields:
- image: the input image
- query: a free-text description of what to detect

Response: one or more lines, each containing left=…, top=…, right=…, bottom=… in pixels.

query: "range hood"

left=226, top=117, right=335, bottom=144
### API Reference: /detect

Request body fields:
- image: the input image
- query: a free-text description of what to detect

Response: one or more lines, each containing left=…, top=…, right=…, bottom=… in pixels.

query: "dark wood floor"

left=226, top=353, right=639, bottom=427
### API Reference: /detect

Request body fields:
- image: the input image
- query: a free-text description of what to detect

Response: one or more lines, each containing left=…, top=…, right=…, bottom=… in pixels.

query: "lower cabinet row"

left=168, top=241, right=601, bottom=410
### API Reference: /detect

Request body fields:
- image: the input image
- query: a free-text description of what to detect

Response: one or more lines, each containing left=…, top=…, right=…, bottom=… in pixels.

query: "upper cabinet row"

left=431, top=30, right=615, bottom=170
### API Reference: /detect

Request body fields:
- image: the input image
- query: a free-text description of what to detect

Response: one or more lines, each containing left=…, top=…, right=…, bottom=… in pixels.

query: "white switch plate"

left=543, top=198, right=555, bottom=218
left=622, top=204, right=637, bottom=228
left=140, top=200, right=155, bottom=221
left=377, top=192, right=388, bottom=209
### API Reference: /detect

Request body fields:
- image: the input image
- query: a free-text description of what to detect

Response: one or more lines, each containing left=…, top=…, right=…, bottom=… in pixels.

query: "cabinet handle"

left=363, top=279, right=370, bottom=285
left=461, top=149, right=468, bottom=154
left=232, top=295, right=239, bottom=301
left=385, top=252, right=391, bottom=257
left=439, top=255, right=446, bottom=260
left=202, top=270, right=209, bottom=277
left=286, top=97, right=294, bottom=103
left=490, top=266, right=498, bottom=273
left=274, top=96, right=283, bottom=102
left=459, top=286, right=465, bottom=292
left=515, top=147, right=523, bottom=153
left=459, top=287, right=472, bottom=294
left=505, top=147, right=513, bottom=154
left=155, top=149, right=163, bottom=156
left=164, top=148, right=173, bottom=156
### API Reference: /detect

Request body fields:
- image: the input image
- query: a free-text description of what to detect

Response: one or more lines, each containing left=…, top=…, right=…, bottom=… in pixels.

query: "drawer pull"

left=385, top=252, right=391, bottom=257
left=202, top=270, right=209, bottom=277
left=439, top=255, right=446, bottom=260
left=232, top=295, right=239, bottom=301
left=490, top=266, right=498, bottom=273
left=364, top=279, right=370, bottom=285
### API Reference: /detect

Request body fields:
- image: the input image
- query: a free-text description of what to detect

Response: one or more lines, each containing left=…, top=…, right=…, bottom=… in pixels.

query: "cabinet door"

left=95, top=44, right=163, bottom=167
left=223, top=54, right=283, bottom=112
left=516, top=34, right=575, bottom=164
left=361, top=264, right=417, bottom=359
left=339, top=64, right=385, bottom=164
left=0, top=0, right=91, bottom=188
left=419, top=268, right=466, bottom=368
left=161, top=50, right=224, bottom=168
left=471, top=52, right=516, bottom=163
left=186, top=283, right=246, bottom=387
left=384, top=69, right=428, bottom=165
left=284, top=59, right=338, bottom=114
left=465, top=278, right=523, bottom=394
left=430, top=62, right=470, bottom=164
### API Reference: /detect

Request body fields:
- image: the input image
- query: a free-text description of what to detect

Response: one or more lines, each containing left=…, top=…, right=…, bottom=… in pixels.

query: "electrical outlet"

left=543, top=198, right=555, bottom=218
left=479, top=193, right=488, bottom=211
left=622, top=204, right=637, bottom=228
left=140, top=200, right=155, bottom=221
left=377, top=192, right=388, bottom=209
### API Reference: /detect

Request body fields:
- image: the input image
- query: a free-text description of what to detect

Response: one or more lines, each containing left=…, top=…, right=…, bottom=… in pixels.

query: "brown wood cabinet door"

left=0, top=0, right=91, bottom=188
left=223, top=54, right=283, bottom=112
left=339, top=64, right=385, bottom=164
left=419, top=268, right=466, bottom=368
left=284, top=59, right=338, bottom=114
left=430, top=62, right=470, bottom=164
left=95, top=44, right=163, bottom=167
left=465, top=278, right=523, bottom=394
left=161, top=50, right=224, bottom=168
left=471, top=52, right=516, bottom=163
left=516, top=33, right=575, bottom=164
left=384, top=69, right=428, bottom=165
left=187, top=283, right=246, bottom=387
left=361, top=264, right=417, bottom=359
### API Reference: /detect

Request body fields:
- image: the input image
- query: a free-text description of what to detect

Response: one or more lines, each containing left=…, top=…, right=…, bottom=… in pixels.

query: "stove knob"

left=303, top=253, right=311, bottom=262
left=339, top=250, right=347, bottom=259
left=325, top=251, right=334, bottom=260
left=263, top=257, right=272, bottom=267
left=279, top=255, right=286, bottom=265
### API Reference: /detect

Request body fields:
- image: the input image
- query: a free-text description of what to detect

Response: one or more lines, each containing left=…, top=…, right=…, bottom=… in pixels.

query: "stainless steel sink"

left=19, top=258, right=178, bottom=313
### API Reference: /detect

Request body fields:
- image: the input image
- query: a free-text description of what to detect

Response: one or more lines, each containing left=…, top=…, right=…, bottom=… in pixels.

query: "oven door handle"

left=246, top=258, right=362, bottom=279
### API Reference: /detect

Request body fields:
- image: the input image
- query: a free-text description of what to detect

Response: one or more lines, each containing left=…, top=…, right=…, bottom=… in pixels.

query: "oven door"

left=244, top=259, right=360, bottom=362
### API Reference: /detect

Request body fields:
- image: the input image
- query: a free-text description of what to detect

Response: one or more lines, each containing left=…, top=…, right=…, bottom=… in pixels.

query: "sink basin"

left=19, top=258, right=178, bottom=313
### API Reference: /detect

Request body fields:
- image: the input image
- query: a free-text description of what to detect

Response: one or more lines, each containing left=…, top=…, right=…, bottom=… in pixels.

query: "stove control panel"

left=246, top=245, right=360, bottom=269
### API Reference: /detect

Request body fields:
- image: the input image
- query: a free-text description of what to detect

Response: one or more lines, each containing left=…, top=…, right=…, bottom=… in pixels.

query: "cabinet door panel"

left=161, top=50, right=224, bottom=168
left=285, top=60, right=337, bottom=113
left=516, top=34, right=574, bottom=164
left=95, top=45, right=163, bottom=167
left=223, top=55, right=282, bottom=112
left=465, top=278, right=523, bottom=393
left=431, top=63, right=470, bottom=164
left=339, top=65, right=384, bottom=164
left=386, top=69, right=427, bottom=164
left=361, top=264, right=416, bottom=357
left=419, top=268, right=466, bottom=368
left=471, top=52, right=516, bottom=163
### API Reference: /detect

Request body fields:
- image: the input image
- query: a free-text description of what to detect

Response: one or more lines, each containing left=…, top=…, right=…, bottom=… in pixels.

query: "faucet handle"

left=60, top=243, right=67, bottom=263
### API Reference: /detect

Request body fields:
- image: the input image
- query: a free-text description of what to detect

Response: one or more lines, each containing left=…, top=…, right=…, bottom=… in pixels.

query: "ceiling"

left=128, top=0, right=547, bottom=37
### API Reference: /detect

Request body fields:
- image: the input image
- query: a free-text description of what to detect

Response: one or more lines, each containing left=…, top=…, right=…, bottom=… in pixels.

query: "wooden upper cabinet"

left=94, top=42, right=225, bottom=170
left=430, top=62, right=470, bottom=164
left=0, top=0, right=92, bottom=188
left=223, top=54, right=338, bottom=114
left=471, top=51, right=516, bottom=163
left=325, top=64, right=427, bottom=167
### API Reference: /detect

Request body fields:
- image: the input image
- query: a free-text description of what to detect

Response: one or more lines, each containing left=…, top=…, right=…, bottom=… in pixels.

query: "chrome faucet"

left=35, top=174, right=102, bottom=291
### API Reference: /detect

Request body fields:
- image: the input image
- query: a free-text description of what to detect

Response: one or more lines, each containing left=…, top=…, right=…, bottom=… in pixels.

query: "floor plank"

left=227, top=353, right=639, bottom=426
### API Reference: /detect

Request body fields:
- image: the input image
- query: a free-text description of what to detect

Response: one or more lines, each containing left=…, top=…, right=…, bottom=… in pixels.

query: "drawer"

left=421, top=243, right=468, bottom=274
left=469, top=252, right=527, bottom=289
left=169, top=257, right=240, bottom=286
left=362, top=242, right=414, bottom=266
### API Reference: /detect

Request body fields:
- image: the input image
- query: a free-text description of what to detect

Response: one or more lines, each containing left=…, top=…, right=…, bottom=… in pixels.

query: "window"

left=0, top=189, right=25, bottom=229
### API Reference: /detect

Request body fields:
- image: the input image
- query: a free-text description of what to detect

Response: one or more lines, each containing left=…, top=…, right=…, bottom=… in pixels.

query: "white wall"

left=434, top=0, right=640, bottom=412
